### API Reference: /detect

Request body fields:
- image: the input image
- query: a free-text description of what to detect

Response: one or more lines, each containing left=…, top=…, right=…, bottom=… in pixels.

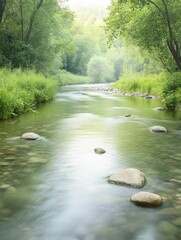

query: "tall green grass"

left=112, top=73, right=164, bottom=96
left=54, top=70, right=91, bottom=86
left=0, top=68, right=56, bottom=120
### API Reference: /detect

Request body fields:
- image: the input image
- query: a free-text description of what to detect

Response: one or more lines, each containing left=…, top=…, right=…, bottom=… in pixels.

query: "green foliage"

left=112, top=73, right=163, bottom=96
left=162, top=72, right=181, bottom=110
left=0, top=0, right=74, bottom=73
left=55, top=70, right=91, bottom=86
left=105, top=0, right=181, bottom=71
left=87, top=56, right=115, bottom=83
left=0, top=68, right=56, bottom=120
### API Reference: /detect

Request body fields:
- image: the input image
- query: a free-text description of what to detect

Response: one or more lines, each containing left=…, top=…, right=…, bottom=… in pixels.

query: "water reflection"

left=0, top=86, right=181, bottom=240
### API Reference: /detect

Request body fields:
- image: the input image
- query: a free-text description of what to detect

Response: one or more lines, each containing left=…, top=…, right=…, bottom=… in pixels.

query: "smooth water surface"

left=0, top=85, right=181, bottom=240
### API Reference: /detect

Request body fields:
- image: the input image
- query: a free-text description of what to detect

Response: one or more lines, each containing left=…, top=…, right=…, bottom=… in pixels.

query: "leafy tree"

left=0, top=0, right=74, bottom=72
left=87, top=56, right=115, bottom=83
left=105, top=0, right=181, bottom=71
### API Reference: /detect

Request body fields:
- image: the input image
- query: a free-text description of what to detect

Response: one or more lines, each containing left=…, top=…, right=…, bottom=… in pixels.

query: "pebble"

left=94, top=148, right=106, bottom=154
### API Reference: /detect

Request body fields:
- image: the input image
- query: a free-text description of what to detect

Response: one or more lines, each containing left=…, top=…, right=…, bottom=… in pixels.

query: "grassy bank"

left=54, top=70, right=91, bottom=86
left=112, top=73, right=163, bottom=96
left=112, top=73, right=181, bottom=110
left=0, top=68, right=56, bottom=120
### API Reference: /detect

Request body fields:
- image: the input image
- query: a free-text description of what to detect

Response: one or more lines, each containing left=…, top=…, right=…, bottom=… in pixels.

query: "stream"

left=0, top=85, right=181, bottom=240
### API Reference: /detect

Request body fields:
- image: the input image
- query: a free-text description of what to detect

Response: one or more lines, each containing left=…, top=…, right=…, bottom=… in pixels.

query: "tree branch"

left=0, top=0, right=6, bottom=25
left=25, top=0, right=44, bottom=44
left=147, top=0, right=164, bottom=15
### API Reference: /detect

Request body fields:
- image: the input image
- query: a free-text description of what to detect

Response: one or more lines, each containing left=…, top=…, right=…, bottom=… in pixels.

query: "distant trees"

left=105, top=0, right=181, bottom=72
left=87, top=56, right=115, bottom=83
left=0, top=0, right=159, bottom=83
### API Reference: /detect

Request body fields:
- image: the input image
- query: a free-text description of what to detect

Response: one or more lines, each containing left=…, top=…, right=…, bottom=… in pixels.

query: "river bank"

left=84, top=83, right=160, bottom=99
left=0, top=68, right=56, bottom=120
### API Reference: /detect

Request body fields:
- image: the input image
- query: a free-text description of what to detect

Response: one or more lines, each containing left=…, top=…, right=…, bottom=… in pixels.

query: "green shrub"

left=162, top=72, right=181, bottom=110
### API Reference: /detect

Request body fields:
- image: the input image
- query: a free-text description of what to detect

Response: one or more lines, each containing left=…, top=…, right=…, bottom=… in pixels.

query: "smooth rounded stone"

left=94, top=148, right=106, bottom=154
left=153, top=107, right=165, bottom=111
left=21, top=132, right=40, bottom=140
left=130, top=192, right=162, bottom=207
left=172, top=217, right=181, bottom=227
left=28, top=157, right=47, bottom=164
left=149, top=126, right=167, bottom=133
left=108, top=168, right=146, bottom=188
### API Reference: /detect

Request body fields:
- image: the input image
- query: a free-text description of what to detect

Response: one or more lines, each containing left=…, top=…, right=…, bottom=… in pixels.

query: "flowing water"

left=0, top=85, right=181, bottom=240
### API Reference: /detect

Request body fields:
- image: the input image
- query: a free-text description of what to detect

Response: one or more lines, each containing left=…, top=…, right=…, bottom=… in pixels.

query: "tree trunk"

left=167, top=40, right=181, bottom=70
left=0, top=0, right=6, bottom=24
left=24, top=0, right=44, bottom=44
left=20, top=0, right=24, bottom=42
left=161, top=0, right=181, bottom=70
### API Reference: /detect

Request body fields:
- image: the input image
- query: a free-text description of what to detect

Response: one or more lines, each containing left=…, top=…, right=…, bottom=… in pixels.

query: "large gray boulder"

left=149, top=126, right=167, bottom=133
left=130, top=192, right=162, bottom=207
left=108, top=168, right=146, bottom=188
left=21, top=132, right=40, bottom=140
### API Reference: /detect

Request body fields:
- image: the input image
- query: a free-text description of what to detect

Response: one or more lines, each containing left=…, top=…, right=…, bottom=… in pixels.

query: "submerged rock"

left=144, top=96, right=153, bottom=99
left=108, top=168, right=146, bottom=188
left=153, top=107, right=165, bottom=111
left=130, top=192, right=162, bottom=207
left=125, top=114, right=131, bottom=117
left=0, top=208, right=12, bottom=218
left=159, top=221, right=177, bottom=235
left=170, top=179, right=181, bottom=184
left=28, top=157, right=47, bottom=164
left=172, top=217, right=181, bottom=227
left=149, top=126, right=167, bottom=133
left=160, top=207, right=181, bottom=217
left=94, top=148, right=106, bottom=154
left=0, top=184, right=11, bottom=190
left=21, top=132, right=40, bottom=140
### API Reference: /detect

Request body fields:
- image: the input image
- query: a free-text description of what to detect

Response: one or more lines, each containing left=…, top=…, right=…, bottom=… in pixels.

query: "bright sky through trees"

left=68, top=0, right=111, bottom=9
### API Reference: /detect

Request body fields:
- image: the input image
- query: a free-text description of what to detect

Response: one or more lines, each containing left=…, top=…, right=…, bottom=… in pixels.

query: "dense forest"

left=0, top=0, right=181, bottom=120
left=0, top=0, right=158, bottom=82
